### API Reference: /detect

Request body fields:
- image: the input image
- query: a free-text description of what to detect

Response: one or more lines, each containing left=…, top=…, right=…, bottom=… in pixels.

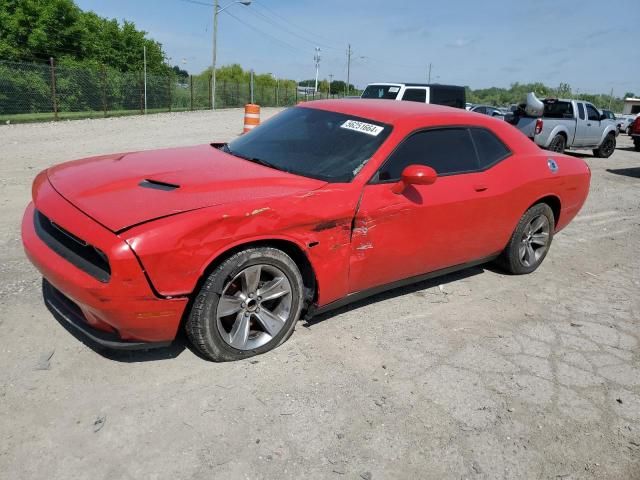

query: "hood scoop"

left=139, top=179, right=180, bottom=191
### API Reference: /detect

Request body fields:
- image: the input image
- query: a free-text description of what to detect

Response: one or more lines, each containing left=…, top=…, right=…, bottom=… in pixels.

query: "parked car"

left=22, top=99, right=590, bottom=361
left=465, top=102, right=474, bottom=111
left=507, top=93, right=618, bottom=157
left=630, top=116, right=640, bottom=150
left=361, top=82, right=466, bottom=109
left=469, top=104, right=504, bottom=118
left=617, top=115, right=636, bottom=134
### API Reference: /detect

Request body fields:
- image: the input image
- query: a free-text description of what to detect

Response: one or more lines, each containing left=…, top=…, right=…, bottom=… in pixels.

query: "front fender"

left=122, top=186, right=361, bottom=306
left=597, top=126, right=617, bottom=146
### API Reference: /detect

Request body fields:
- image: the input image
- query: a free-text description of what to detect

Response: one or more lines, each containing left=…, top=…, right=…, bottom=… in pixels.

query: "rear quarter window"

left=543, top=101, right=574, bottom=119
left=401, top=88, right=427, bottom=103
left=470, top=128, right=511, bottom=169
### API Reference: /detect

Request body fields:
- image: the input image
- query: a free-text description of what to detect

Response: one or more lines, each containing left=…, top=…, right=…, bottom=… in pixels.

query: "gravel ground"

left=1, top=109, right=639, bottom=480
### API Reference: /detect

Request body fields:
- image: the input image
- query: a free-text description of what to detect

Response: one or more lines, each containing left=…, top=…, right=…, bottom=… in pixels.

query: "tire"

left=634, top=139, right=640, bottom=152
left=186, top=247, right=305, bottom=361
left=497, top=203, right=555, bottom=275
left=593, top=133, right=616, bottom=158
left=548, top=134, right=566, bottom=153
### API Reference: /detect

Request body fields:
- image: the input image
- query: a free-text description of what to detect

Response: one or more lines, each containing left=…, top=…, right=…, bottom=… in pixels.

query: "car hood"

left=46, top=144, right=327, bottom=232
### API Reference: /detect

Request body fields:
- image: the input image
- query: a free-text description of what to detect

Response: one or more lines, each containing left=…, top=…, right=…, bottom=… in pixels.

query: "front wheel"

left=497, top=203, right=554, bottom=275
left=186, top=247, right=305, bottom=361
left=593, top=134, right=616, bottom=158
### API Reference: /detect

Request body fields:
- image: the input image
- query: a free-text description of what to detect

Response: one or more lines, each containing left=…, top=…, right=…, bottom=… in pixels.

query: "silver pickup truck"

left=507, top=93, right=618, bottom=158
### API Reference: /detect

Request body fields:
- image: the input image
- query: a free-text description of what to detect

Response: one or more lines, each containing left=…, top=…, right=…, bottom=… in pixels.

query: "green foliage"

left=467, top=82, right=624, bottom=112
left=0, top=0, right=168, bottom=73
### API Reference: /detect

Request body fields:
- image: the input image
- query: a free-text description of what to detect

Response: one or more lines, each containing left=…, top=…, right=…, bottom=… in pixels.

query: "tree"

left=0, top=0, right=169, bottom=73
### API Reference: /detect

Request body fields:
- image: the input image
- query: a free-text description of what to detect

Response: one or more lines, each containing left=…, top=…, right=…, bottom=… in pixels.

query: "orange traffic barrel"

left=243, top=104, right=260, bottom=133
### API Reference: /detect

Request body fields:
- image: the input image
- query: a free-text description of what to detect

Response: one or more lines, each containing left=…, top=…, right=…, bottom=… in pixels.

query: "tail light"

left=633, top=117, right=640, bottom=134
left=534, top=118, right=544, bottom=135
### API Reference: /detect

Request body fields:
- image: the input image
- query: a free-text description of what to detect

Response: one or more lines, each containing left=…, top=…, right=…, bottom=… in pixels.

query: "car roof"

left=366, top=82, right=463, bottom=89
left=299, top=98, right=464, bottom=124
left=298, top=99, right=541, bottom=154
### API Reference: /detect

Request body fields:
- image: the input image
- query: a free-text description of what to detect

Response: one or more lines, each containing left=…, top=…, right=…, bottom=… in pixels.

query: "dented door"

left=348, top=173, right=499, bottom=294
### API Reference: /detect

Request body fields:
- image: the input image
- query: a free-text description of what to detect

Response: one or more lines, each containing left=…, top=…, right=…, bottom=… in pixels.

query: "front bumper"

left=22, top=179, right=189, bottom=347
left=43, top=279, right=171, bottom=350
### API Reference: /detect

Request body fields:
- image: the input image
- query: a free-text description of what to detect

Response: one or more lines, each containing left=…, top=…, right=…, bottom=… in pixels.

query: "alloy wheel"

left=216, top=264, right=292, bottom=350
left=518, top=214, right=551, bottom=267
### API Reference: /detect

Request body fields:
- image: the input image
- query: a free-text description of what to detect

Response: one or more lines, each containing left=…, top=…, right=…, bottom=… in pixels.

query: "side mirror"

left=391, top=165, right=437, bottom=194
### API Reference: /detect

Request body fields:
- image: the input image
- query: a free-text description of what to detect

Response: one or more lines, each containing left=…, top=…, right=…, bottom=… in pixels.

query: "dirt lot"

left=1, top=110, right=639, bottom=479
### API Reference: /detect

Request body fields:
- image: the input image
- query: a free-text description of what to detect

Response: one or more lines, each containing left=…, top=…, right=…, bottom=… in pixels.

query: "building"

left=622, top=98, right=640, bottom=115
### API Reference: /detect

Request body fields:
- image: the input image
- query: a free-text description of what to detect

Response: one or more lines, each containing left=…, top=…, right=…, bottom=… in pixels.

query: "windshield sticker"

left=341, top=120, right=384, bottom=136
left=389, top=87, right=400, bottom=93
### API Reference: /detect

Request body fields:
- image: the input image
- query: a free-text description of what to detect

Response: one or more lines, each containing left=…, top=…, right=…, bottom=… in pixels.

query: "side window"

left=577, top=103, right=585, bottom=120
left=586, top=104, right=600, bottom=121
left=401, top=88, right=426, bottom=103
left=470, top=128, right=511, bottom=169
left=474, top=106, right=487, bottom=114
left=378, top=128, right=478, bottom=181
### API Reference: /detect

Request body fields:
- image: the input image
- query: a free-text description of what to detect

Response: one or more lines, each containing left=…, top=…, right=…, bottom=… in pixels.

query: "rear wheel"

left=186, top=247, right=305, bottom=361
left=497, top=203, right=554, bottom=275
left=634, top=138, right=640, bottom=151
left=593, top=134, right=616, bottom=158
left=548, top=134, right=566, bottom=153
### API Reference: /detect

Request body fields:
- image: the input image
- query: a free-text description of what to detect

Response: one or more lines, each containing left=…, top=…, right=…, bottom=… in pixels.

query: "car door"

left=400, top=87, right=428, bottom=103
left=574, top=102, right=589, bottom=147
left=584, top=103, right=603, bottom=145
left=348, top=127, right=512, bottom=293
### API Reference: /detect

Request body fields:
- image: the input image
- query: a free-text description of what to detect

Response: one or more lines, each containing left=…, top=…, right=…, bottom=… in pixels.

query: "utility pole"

left=313, top=47, right=321, bottom=93
left=143, top=45, right=148, bottom=114
left=211, top=0, right=219, bottom=110
left=328, top=73, right=333, bottom=98
left=346, top=44, right=352, bottom=96
left=427, top=63, right=432, bottom=84
left=608, top=87, right=614, bottom=110
left=250, top=69, right=254, bottom=104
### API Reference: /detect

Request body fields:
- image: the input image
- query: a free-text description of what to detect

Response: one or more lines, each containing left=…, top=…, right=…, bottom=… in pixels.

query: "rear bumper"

left=22, top=179, right=189, bottom=346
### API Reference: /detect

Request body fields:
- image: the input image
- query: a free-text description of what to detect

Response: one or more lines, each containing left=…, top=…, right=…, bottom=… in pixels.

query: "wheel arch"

left=193, top=237, right=318, bottom=306
left=545, top=127, right=568, bottom=148
left=528, top=195, right=561, bottom=228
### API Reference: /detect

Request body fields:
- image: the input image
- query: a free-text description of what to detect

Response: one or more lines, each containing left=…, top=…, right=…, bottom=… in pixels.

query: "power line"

left=177, top=0, right=309, bottom=57
left=253, top=0, right=337, bottom=47
left=249, top=2, right=340, bottom=50
left=222, top=9, right=308, bottom=57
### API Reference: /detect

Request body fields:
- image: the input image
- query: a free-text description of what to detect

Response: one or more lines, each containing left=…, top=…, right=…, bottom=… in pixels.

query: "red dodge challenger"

left=22, top=100, right=590, bottom=361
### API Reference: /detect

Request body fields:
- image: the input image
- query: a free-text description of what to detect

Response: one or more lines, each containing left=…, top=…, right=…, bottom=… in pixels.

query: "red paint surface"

left=23, top=100, right=590, bottom=344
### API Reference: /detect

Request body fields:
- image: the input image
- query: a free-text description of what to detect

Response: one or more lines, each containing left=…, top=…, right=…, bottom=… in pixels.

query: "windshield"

left=361, top=85, right=401, bottom=99
left=225, top=107, right=392, bottom=182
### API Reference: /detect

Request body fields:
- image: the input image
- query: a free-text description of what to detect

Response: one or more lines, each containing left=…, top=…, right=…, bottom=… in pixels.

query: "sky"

left=75, top=0, right=639, bottom=95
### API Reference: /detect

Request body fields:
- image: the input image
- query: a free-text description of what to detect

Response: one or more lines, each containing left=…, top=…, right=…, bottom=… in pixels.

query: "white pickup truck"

left=507, top=93, right=618, bottom=158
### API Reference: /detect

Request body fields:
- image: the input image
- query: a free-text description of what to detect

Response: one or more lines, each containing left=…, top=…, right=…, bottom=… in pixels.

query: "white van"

left=361, top=83, right=466, bottom=109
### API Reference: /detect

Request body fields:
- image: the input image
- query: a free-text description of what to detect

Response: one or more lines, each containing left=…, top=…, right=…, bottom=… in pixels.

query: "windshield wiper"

left=224, top=146, right=285, bottom=172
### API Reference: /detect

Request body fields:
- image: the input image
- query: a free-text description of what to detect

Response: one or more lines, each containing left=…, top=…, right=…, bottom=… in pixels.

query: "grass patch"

left=0, top=107, right=204, bottom=124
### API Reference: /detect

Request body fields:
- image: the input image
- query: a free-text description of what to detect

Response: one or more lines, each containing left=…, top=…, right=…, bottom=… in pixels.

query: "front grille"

left=34, top=210, right=111, bottom=282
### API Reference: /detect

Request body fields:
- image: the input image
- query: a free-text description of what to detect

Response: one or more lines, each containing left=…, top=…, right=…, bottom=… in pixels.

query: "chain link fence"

left=0, top=59, right=340, bottom=123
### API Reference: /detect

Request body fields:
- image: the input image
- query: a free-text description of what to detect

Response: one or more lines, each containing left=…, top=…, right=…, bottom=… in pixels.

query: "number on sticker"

left=340, top=120, right=384, bottom=136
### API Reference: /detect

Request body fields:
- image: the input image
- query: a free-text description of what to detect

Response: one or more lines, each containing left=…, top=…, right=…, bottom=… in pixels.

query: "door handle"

left=474, top=184, right=488, bottom=192
left=587, top=123, right=592, bottom=126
